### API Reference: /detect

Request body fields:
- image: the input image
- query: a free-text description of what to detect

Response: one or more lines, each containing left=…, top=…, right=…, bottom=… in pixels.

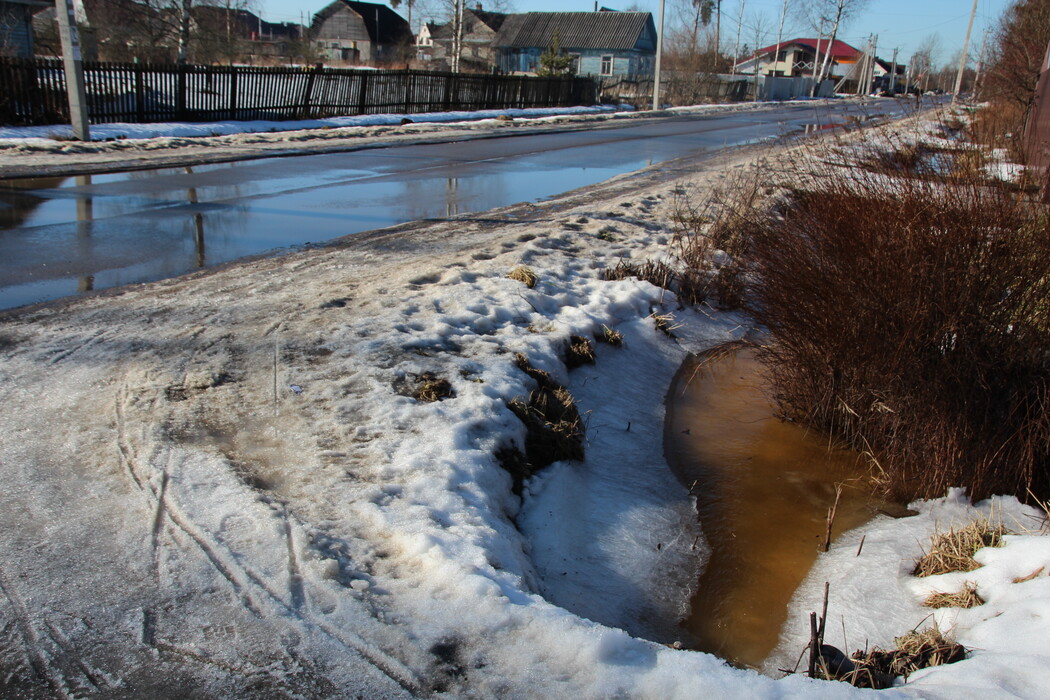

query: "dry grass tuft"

left=833, top=627, right=966, bottom=688
left=507, top=265, right=537, bottom=288
left=499, top=354, right=585, bottom=492
left=414, top=373, right=455, bottom=402
left=650, top=312, right=680, bottom=337
left=595, top=325, right=623, bottom=347
left=602, top=258, right=676, bottom=290
left=913, top=517, right=1006, bottom=577
left=923, top=581, right=983, bottom=609
left=565, top=335, right=596, bottom=367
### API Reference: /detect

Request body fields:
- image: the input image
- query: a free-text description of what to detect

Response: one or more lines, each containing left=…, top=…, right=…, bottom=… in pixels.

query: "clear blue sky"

left=258, top=0, right=1013, bottom=67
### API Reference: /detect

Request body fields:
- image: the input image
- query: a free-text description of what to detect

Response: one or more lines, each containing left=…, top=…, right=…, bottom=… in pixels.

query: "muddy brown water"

left=665, top=348, right=893, bottom=669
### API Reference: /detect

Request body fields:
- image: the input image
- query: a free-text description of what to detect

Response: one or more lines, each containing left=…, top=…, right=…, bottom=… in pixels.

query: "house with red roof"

left=734, top=38, right=903, bottom=92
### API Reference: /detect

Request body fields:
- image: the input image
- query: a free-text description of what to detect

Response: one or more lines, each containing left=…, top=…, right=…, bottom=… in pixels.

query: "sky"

left=258, top=0, right=1014, bottom=68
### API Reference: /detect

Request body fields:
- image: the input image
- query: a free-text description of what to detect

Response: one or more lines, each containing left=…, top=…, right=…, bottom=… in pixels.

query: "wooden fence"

left=0, top=58, right=597, bottom=126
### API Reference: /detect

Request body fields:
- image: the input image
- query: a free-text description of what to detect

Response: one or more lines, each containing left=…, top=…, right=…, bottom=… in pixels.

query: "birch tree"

left=797, top=0, right=868, bottom=94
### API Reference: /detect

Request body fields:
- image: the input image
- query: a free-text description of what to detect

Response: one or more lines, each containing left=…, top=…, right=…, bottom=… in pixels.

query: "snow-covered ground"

left=0, top=106, right=1047, bottom=698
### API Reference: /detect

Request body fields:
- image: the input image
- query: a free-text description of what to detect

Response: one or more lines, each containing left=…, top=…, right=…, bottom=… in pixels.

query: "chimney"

left=475, top=3, right=482, bottom=10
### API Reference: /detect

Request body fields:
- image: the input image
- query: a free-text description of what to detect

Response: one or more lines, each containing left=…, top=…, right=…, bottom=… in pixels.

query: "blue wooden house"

left=492, top=11, right=656, bottom=79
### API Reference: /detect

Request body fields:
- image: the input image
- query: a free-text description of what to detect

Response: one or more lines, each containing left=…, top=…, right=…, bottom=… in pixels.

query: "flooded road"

left=0, top=101, right=914, bottom=309
left=665, top=348, right=890, bottom=669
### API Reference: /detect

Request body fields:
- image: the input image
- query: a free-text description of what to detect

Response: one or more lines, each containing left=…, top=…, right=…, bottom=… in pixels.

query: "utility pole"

left=953, top=0, right=979, bottom=100
left=867, top=34, right=878, bottom=94
left=652, top=0, right=665, bottom=110
left=55, top=0, right=90, bottom=141
left=889, top=47, right=898, bottom=94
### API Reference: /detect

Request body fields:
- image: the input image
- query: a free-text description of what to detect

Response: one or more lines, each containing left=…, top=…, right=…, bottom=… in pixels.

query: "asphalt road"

left=0, top=99, right=919, bottom=310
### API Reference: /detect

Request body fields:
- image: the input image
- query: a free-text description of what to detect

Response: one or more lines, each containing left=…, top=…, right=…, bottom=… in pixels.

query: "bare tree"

left=910, top=33, right=940, bottom=92
left=796, top=0, right=869, bottom=94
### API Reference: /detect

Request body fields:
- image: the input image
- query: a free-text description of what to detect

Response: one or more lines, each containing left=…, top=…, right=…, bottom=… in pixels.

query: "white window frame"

left=600, top=55, right=613, bottom=76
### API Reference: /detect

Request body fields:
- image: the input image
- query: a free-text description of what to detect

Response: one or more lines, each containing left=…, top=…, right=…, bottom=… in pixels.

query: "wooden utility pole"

left=953, top=0, right=979, bottom=100
left=55, top=0, right=90, bottom=141
left=652, top=0, right=665, bottom=110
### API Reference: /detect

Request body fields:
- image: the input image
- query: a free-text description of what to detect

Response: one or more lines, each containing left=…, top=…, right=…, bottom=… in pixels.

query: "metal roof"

left=492, top=11, right=652, bottom=51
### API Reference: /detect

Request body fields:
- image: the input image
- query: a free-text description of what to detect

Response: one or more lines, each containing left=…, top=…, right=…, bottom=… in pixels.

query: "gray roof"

left=492, top=11, right=652, bottom=51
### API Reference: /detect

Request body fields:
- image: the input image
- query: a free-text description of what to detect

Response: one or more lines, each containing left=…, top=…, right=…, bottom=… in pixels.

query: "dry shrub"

left=414, top=373, right=455, bottom=402
left=914, top=517, right=1005, bottom=577
left=970, top=100, right=1029, bottom=162
left=672, top=164, right=768, bottom=310
left=507, top=265, right=537, bottom=288
left=745, top=142, right=1050, bottom=501
left=845, top=627, right=966, bottom=688
left=565, top=335, right=596, bottom=367
left=500, top=353, right=584, bottom=491
left=923, top=582, right=984, bottom=609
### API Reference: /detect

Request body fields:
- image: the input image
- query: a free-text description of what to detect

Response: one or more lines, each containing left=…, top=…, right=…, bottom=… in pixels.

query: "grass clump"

left=913, top=517, right=1005, bottom=577
left=649, top=312, right=680, bottom=337
left=507, top=265, right=537, bottom=288
left=565, top=335, right=596, bottom=368
left=602, top=258, right=676, bottom=289
left=847, top=627, right=966, bottom=688
left=414, top=373, right=456, bottom=403
left=499, top=353, right=584, bottom=492
left=595, top=325, right=623, bottom=347
left=923, top=582, right=983, bottom=609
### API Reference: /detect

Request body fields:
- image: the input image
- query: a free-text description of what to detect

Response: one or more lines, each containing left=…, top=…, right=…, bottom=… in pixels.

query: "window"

left=569, top=54, right=581, bottom=74
left=777, top=50, right=787, bottom=62
left=600, top=55, right=613, bottom=76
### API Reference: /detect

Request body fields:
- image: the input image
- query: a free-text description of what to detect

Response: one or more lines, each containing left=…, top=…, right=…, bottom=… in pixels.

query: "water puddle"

left=665, top=347, right=894, bottom=669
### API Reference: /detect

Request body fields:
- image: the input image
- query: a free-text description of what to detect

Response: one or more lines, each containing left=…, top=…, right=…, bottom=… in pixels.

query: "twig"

left=823, top=483, right=843, bottom=553
left=817, top=581, right=830, bottom=645
left=856, top=535, right=866, bottom=557
left=808, top=611, right=819, bottom=678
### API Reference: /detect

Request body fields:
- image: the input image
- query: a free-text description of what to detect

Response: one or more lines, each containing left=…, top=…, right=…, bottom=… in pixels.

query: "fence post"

left=443, top=72, right=454, bottom=111
left=229, top=66, right=238, bottom=120
left=134, top=62, right=145, bottom=123
left=176, top=64, right=187, bottom=121
left=357, top=70, right=370, bottom=115
left=300, top=62, right=321, bottom=119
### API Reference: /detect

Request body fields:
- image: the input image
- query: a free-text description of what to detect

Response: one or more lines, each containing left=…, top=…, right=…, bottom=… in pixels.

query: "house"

left=418, top=5, right=506, bottom=72
left=491, top=11, right=656, bottom=78
left=311, top=0, right=412, bottom=66
left=733, top=38, right=902, bottom=93
left=1, top=0, right=50, bottom=57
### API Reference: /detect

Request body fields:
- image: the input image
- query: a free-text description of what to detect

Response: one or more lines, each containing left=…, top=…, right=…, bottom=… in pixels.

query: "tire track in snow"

left=0, top=567, right=72, bottom=699
left=114, top=377, right=427, bottom=696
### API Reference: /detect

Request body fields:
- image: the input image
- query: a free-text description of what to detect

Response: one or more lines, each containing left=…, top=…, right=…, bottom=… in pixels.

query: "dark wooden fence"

left=0, top=57, right=597, bottom=126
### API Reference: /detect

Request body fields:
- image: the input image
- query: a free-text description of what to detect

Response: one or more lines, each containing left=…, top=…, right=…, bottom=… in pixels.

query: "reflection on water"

left=665, top=348, right=888, bottom=669
left=0, top=160, right=625, bottom=310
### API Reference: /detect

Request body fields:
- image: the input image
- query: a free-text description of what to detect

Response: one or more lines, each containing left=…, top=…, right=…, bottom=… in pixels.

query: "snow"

left=0, top=105, right=1047, bottom=698
left=0, top=105, right=623, bottom=143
